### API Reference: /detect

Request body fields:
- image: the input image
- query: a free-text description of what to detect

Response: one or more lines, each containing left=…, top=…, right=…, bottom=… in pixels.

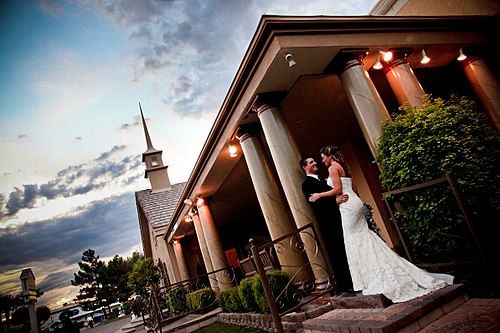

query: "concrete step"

left=120, top=318, right=145, bottom=333
left=302, top=284, right=468, bottom=333
left=417, top=298, right=500, bottom=333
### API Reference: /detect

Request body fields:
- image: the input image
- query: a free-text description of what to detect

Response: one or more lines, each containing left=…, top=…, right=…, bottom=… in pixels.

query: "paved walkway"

left=84, top=317, right=132, bottom=333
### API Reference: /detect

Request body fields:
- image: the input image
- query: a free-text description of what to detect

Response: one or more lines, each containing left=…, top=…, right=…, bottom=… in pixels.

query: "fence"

left=381, top=166, right=486, bottom=267
left=137, top=266, right=237, bottom=333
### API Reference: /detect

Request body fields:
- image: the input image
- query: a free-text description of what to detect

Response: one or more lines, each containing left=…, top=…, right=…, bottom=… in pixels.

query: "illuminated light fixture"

left=173, top=239, right=179, bottom=245
left=372, top=54, right=383, bottom=70
left=196, top=197, right=205, bottom=206
left=284, top=53, right=296, bottom=67
left=457, top=48, right=467, bottom=61
left=188, top=210, right=195, bottom=217
left=421, top=49, right=430, bottom=64
left=185, top=215, right=193, bottom=222
left=229, top=144, right=238, bottom=157
left=383, top=51, right=393, bottom=62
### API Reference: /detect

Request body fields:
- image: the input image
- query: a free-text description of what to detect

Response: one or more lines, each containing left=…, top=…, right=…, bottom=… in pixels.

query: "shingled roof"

left=135, top=182, right=186, bottom=229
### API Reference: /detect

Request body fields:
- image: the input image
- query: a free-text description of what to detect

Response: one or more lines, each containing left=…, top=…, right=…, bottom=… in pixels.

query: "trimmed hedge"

left=218, top=270, right=291, bottom=314
left=186, top=288, right=216, bottom=313
left=166, top=287, right=188, bottom=314
left=218, top=287, right=243, bottom=313
left=238, top=275, right=259, bottom=312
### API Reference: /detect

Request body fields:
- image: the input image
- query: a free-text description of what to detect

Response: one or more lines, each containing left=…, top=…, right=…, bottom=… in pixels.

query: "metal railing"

left=248, top=223, right=335, bottom=333
left=382, top=165, right=486, bottom=266
left=138, top=266, right=237, bottom=333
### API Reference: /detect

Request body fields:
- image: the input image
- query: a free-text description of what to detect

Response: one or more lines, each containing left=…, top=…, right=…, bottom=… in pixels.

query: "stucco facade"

left=135, top=1, right=500, bottom=289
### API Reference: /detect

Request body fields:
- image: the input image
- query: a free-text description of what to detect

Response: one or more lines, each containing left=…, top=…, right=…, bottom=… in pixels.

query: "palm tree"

left=0, top=293, right=20, bottom=333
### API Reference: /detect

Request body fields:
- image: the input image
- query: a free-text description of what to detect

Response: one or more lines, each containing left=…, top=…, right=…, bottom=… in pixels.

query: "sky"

left=0, top=0, right=377, bottom=310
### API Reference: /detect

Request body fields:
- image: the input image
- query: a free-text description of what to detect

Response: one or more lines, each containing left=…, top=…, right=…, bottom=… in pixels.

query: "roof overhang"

left=166, top=15, right=498, bottom=241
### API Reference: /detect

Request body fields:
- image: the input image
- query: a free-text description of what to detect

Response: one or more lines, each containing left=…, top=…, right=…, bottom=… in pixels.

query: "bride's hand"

left=309, top=193, right=321, bottom=202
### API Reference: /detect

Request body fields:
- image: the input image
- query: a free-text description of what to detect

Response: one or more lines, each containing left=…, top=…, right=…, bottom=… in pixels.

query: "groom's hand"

left=336, top=194, right=348, bottom=204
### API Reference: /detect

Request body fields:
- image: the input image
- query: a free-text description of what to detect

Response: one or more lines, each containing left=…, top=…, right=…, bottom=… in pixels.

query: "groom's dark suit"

left=302, top=175, right=353, bottom=292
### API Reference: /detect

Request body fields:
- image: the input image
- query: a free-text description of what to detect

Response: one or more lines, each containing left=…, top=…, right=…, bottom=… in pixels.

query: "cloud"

left=0, top=192, right=141, bottom=307
left=119, top=116, right=142, bottom=131
left=0, top=146, right=142, bottom=221
left=0, top=192, right=141, bottom=271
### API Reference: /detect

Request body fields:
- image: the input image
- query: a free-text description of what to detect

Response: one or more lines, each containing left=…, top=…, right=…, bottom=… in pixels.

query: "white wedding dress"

left=328, top=177, right=454, bottom=303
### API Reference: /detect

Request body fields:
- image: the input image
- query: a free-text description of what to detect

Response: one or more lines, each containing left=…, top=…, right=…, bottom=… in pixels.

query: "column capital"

left=384, top=48, right=413, bottom=73
left=236, top=123, right=261, bottom=142
left=325, top=48, right=368, bottom=74
left=250, top=91, right=287, bottom=115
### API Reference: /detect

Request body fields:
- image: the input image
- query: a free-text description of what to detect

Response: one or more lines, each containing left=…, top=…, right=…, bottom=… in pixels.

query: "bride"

left=309, top=145, right=453, bottom=303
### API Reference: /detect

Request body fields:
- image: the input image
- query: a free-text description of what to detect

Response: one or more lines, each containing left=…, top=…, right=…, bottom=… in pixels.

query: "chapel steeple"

left=140, top=103, right=172, bottom=192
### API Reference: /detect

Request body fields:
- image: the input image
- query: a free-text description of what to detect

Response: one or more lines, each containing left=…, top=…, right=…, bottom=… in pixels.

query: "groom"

left=300, top=157, right=353, bottom=293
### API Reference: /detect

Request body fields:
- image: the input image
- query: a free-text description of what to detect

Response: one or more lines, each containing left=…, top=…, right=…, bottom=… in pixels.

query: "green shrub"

left=376, top=95, right=500, bottom=262
left=238, top=275, right=259, bottom=312
left=186, top=288, right=216, bottom=312
left=112, top=307, right=119, bottom=318
left=122, top=301, right=131, bottom=315
left=217, top=287, right=243, bottom=313
left=166, top=287, right=188, bottom=314
left=252, top=271, right=290, bottom=313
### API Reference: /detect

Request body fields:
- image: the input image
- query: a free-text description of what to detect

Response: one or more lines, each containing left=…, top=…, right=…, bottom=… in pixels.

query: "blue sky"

left=0, top=0, right=376, bottom=309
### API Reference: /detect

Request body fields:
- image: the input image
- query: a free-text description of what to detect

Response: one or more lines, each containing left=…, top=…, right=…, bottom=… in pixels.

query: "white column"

left=462, top=56, right=500, bottom=133
left=192, top=213, right=219, bottom=291
left=340, top=57, right=392, bottom=157
left=237, top=125, right=313, bottom=282
left=252, top=93, right=331, bottom=281
left=165, top=242, right=181, bottom=283
left=197, top=200, right=233, bottom=291
left=385, top=58, right=426, bottom=108
left=172, top=240, right=190, bottom=282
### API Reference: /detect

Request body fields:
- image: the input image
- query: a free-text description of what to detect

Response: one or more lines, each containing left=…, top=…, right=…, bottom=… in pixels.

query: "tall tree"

left=128, top=258, right=160, bottom=296
left=100, top=255, right=134, bottom=303
left=71, top=248, right=104, bottom=311
left=0, top=293, right=20, bottom=332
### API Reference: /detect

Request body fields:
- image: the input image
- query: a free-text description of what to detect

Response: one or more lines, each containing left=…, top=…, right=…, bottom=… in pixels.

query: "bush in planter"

left=252, top=270, right=291, bottom=313
left=166, top=287, right=188, bottom=314
left=217, top=287, right=243, bottom=313
left=238, top=275, right=259, bottom=312
left=123, top=301, right=131, bottom=315
left=186, top=288, right=216, bottom=312
left=376, top=95, right=500, bottom=263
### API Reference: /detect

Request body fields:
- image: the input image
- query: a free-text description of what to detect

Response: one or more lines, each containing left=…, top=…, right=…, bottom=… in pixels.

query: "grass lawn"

left=192, top=322, right=267, bottom=333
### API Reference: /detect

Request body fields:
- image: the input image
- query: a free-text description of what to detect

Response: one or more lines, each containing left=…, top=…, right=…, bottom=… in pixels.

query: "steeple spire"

left=139, top=103, right=171, bottom=192
left=140, top=102, right=159, bottom=154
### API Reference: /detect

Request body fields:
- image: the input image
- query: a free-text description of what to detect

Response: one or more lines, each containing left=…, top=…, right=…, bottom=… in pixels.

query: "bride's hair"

left=319, top=145, right=351, bottom=177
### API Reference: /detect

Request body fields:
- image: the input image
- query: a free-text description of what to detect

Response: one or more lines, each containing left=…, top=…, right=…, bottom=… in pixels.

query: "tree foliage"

left=71, top=249, right=104, bottom=310
left=71, top=249, right=143, bottom=310
left=376, top=95, right=500, bottom=262
left=0, top=293, right=22, bottom=331
left=128, top=258, right=160, bottom=296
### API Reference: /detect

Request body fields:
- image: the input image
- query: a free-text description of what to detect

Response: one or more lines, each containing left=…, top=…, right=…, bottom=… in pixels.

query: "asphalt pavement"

left=83, top=316, right=132, bottom=333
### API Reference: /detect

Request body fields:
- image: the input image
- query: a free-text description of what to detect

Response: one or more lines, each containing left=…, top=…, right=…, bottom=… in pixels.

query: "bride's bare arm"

left=309, top=164, right=343, bottom=202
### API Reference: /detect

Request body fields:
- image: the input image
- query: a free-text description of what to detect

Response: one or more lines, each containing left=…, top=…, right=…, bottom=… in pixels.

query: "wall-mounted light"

left=421, top=49, right=430, bottom=64
left=183, top=199, right=193, bottom=205
left=184, top=215, right=193, bottom=222
left=382, top=51, right=393, bottom=62
left=229, top=144, right=238, bottom=157
left=284, top=53, right=296, bottom=67
left=372, top=54, right=383, bottom=70
left=457, top=48, right=467, bottom=61
left=173, top=239, right=179, bottom=245
left=196, top=197, right=205, bottom=206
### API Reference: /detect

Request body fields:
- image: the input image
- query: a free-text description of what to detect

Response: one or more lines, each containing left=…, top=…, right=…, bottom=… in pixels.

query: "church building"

left=135, top=0, right=500, bottom=291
